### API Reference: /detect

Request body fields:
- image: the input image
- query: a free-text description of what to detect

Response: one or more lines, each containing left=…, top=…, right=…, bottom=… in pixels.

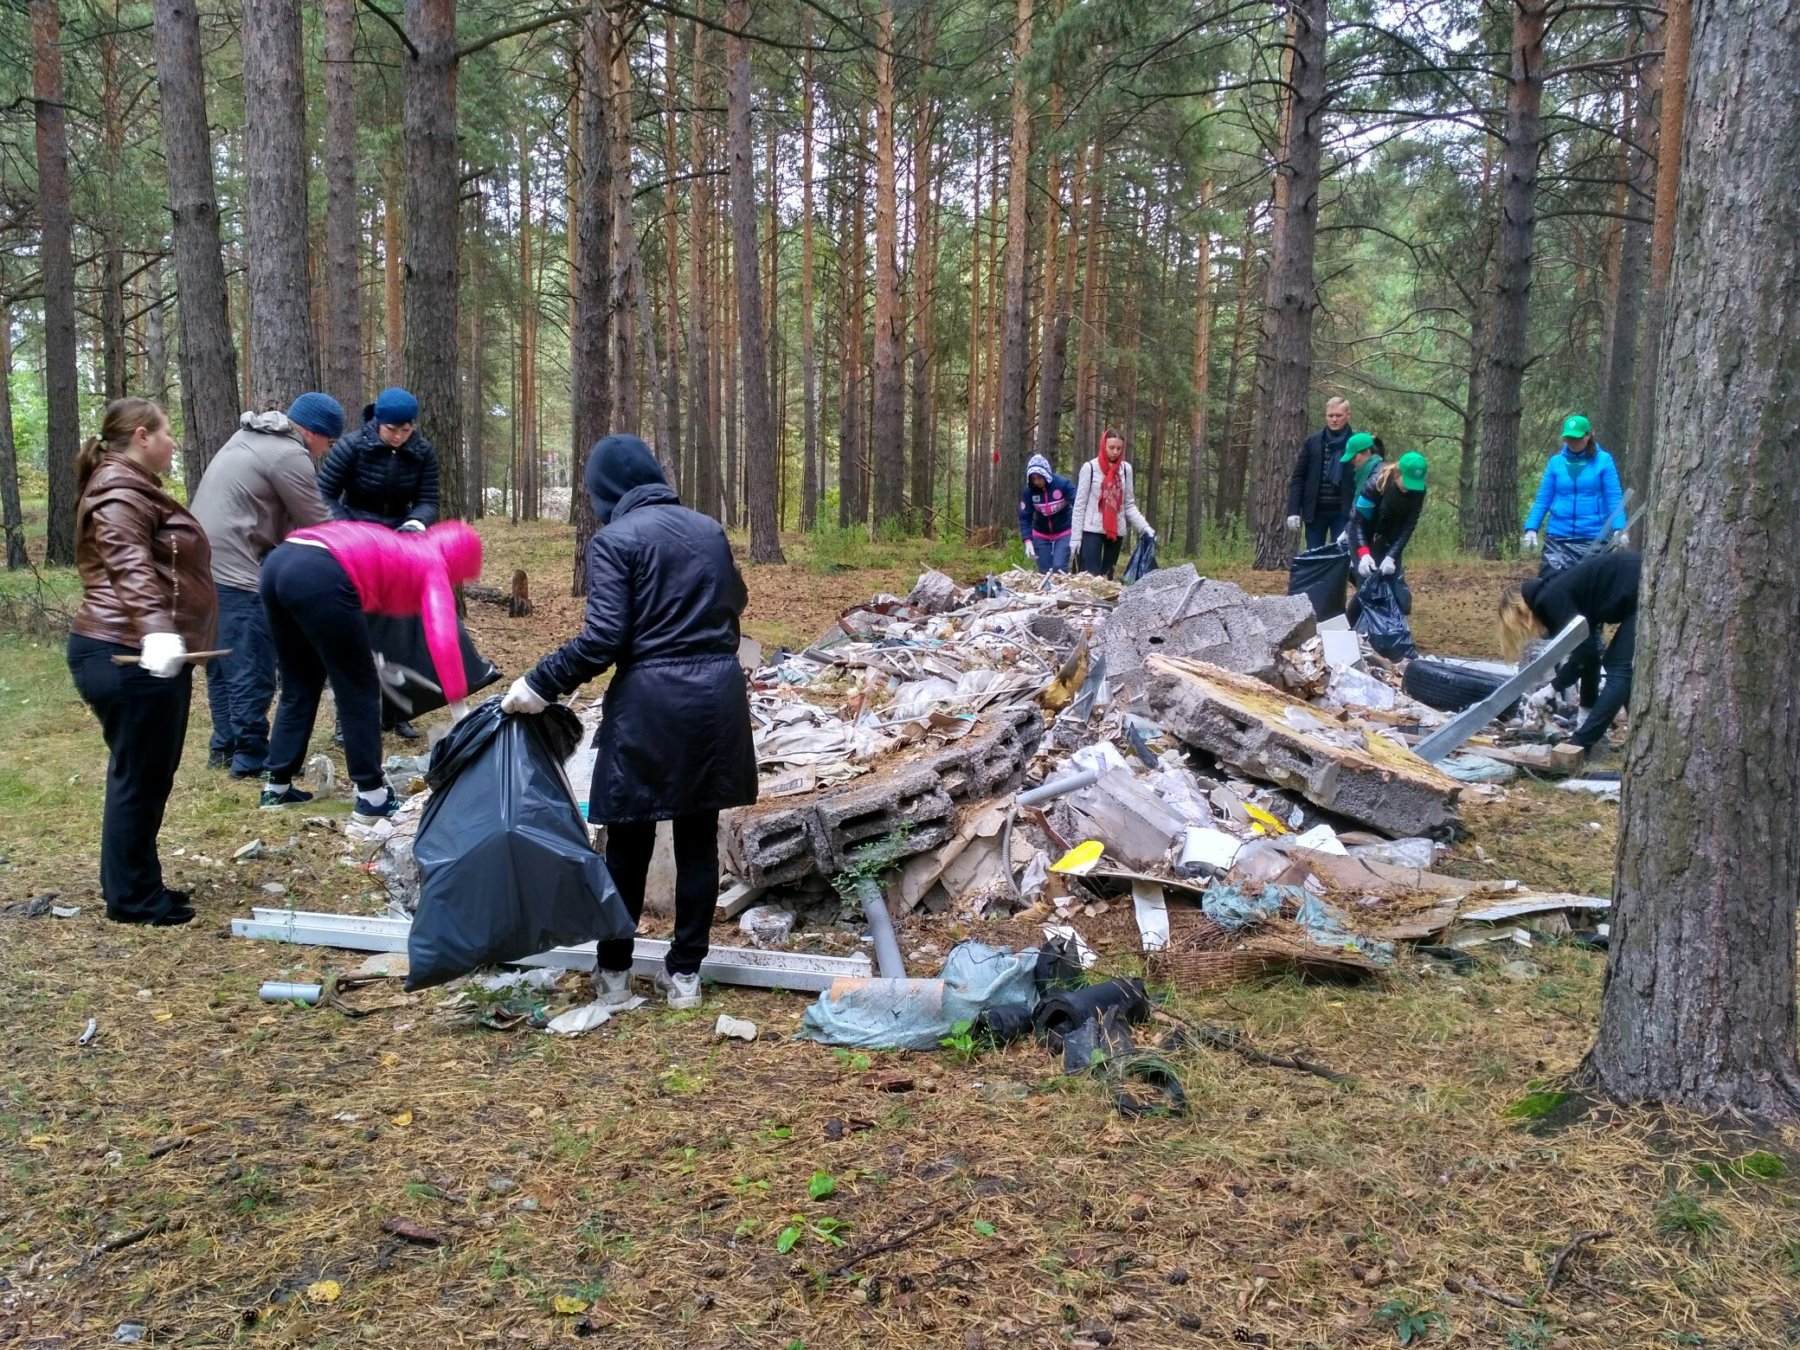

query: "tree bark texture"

left=1595, top=21, right=1659, bottom=473
left=609, top=34, right=639, bottom=438
left=402, top=0, right=462, bottom=519
left=992, top=0, right=1036, bottom=526
left=1246, top=0, right=1327, bottom=570
left=33, top=0, right=78, bottom=562
left=243, top=0, right=320, bottom=408
left=726, top=0, right=784, bottom=562
left=570, top=0, right=616, bottom=591
left=1630, top=0, right=1691, bottom=514
left=383, top=161, right=404, bottom=386
left=1471, top=0, right=1548, bottom=559
left=687, top=19, right=719, bottom=520
left=98, top=23, right=127, bottom=402
left=1586, top=0, right=1800, bottom=1123
left=1185, top=202, right=1213, bottom=556
left=799, top=28, right=819, bottom=531
left=323, top=0, right=364, bottom=417
left=839, top=134, right=867, bottom=529
left=910, top=107, right=938, bottom=533
left=868, top=0, right=906, bottom=531
left=0, top=308, right=27, bottom=568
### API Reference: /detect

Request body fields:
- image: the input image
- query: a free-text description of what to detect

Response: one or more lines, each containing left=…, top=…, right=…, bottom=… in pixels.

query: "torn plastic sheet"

left=796, top=942, right=1040, bottom=1050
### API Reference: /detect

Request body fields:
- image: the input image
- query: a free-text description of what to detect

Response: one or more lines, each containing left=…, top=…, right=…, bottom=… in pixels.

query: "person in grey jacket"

left=1071, top=428, right=1155, bottom=578
left=190, top=394, right=339, bottom=776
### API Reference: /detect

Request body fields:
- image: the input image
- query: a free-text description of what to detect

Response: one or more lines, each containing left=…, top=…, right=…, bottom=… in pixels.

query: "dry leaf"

left=390, top=1110, right=413, bottom=1127
left=153, top=1012, right=174, bottom=1022
left=552, top=1294, right=590, bottom=1315
left=306, top=1279, right=341, bottom=1303
left=381, top=1217, right=444, bottom=1247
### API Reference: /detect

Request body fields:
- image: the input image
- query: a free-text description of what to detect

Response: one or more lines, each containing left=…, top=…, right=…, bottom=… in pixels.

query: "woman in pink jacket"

left=258, top=520, right=482, bottom=821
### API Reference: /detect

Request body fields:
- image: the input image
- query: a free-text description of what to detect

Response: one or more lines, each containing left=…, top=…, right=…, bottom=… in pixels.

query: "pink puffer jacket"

left=288, top=520, right=483, bottom=702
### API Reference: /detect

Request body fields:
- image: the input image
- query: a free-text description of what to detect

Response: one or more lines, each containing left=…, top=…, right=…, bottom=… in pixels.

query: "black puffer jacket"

left=317, top=410, right=441, bottom=528
left=1521, top=551, right=1640, bottom=634
left=528, top=439, right=757, bottom=824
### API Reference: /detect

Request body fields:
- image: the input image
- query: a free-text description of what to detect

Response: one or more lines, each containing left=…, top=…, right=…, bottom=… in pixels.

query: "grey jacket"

left=189, top=412, right=329, bottom=592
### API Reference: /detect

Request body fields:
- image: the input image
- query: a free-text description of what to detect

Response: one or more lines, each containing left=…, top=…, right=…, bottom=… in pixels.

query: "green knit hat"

left=1398, top=451, right=1428, bottom=491
left=1340, top=432, right=1377, bottom=463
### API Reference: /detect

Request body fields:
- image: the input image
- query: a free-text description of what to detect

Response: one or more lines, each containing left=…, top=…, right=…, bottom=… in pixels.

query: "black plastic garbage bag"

left=1287, top=543, right=1351, bottom=620
left=366, top=612, right=502, bottom=720
left=1122, top=535, right=1159, bottom=584
left=405, top=699, right=633, bottom=991
left=1351, top=572, right=1417, bottom=660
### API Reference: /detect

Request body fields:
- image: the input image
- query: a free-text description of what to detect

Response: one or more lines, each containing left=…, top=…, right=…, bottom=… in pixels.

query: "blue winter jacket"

left=1523, top=445, right=1625, bottom=540
left=1019, top=455, right=1076, bottom=542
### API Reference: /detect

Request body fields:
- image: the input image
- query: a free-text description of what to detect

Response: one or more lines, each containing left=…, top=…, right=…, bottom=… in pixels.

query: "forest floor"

left=1, top=522, right=1795, bottom=1349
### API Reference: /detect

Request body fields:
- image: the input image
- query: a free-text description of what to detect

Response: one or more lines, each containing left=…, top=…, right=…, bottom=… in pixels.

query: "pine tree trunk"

left=383, top=161, right=404, bottom=386
left=799, top=26, right=819, bottom=531
left=33, top=0, right=78, bottom=562
left=1471, top=0, right=1548, bottom=559
left=610, top=35, right=639, bottom=438
left=1215, top=206, right=1257, bottom=528
left=323, top=0, right=363, bottom=417
left=1246, top=0, right=1327, bottom=571
left=145, top=259, right=169, bottom=405
left=570, top=0, right=616, bottom=591
left=839, top=137, right=867, bottom=529
left=518, top=132, right=538, bottom=521
left=1073, top=156, right=1103, bottom=462
left=1035, top=141, right=1082, bottom=467
left=152, top=0, right=239, bottom=483
left=1585, top=0, right=1800, bottom=1122
left=1184, top=198, right=1213, bottom=556
left=465, top=201, right=486, bottom=518
left=992, top=0, right=1036, bottom=526
left=726, top=0, right=784, bottom=562
left=964, top=133, right=983, bottom=533
left=1629, top=0, right=1690, bottom=513
left=97, top=21, right=127, bottom=402
left=687, top=19, right=718, bottom=519
left=869, top=0, right=906, bottom=531
left=402, top=0, right=462, bottom=518
left=660, top=15, right=684, bottom=493
left=1595, top=21, right=1658, bottom=469
left=0, top=307, right=27, bottom=569
left=910, top=106, right=938, bottom=534
left=243, top=0, right=319, bottom=407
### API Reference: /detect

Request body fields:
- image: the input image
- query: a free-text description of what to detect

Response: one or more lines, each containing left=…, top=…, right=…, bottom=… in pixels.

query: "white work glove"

left=1522, top=529, right=1539, bottom=552
left=398, top=519, right=427, bottom=533
left=139, top=631, right=186, bottom=679
left=1286, top=515, right=1303, bottom=532
left=1379, top=556, right=1396, bottom=576
left=1334, top=530, right=1349, bottom=548
left=1523, top=685, right=1557, bottom=714
left=1556, top=685, right=1582, bottom=714
left=500, top=676, right=549, bottom=715
left=1356, top=553, right=1376, bottom=578
left=447, top=698, right=469, bottom=724
left=1613, top=529, right=1629, bottom=546
left=1142, top=527, right=1156, bottom=541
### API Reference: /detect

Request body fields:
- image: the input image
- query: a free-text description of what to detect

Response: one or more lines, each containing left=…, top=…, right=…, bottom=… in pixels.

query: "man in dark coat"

left=503, top=434, right=757, bottom=1010
left=1285, top=395, right=1354, bottom=549
left=316, top=387, right=441, bottom=531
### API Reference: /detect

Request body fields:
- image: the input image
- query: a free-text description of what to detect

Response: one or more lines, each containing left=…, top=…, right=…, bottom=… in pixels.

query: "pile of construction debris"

left=238, top=563, right=1611, bottom=1026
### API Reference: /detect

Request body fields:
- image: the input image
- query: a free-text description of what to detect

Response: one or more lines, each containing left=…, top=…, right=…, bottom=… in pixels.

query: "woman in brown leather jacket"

left=68, top=398, right=218, bottom=925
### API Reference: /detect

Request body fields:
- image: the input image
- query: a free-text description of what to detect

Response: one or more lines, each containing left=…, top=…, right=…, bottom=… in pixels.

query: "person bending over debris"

left=1018, top=453, right=1075, bottom=573
left=67, top=398, right=218, bottom=926
left=1072, top=428, right=1155, bottom=579
left=502, top=434, right=758, bottom=1012
left=1498, top=551, right=1641, bottom=756
left=1346, top=451, right=1427, bottom=581
left=259, top=520, right=483, bottom=822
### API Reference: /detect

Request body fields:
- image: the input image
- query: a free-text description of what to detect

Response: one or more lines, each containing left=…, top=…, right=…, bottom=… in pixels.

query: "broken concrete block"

left=1098, top=565, right=1317, bottom=696
left=1146, top=655, right=1461, bottom=839
left=738, top=904, right=796, bottom=947
left=1065, top=768, right=1187, bottom=871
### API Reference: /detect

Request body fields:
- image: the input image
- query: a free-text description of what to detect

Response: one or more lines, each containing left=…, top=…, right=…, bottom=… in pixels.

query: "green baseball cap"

left=1398, top=451, right=1428, bottom=491
left=1340, top=432, right=1377, bottom=462
left=1561, top=414, right=1591, bottom=440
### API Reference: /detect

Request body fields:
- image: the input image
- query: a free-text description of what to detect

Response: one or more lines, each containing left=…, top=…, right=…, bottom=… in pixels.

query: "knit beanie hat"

left=286, top=392, right=346, bottom=440
left=373, top=387, right=420, bottom=426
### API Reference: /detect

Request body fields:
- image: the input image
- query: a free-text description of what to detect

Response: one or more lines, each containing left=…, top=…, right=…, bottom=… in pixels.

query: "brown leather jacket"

left=72, top=455, right=218, bottom=650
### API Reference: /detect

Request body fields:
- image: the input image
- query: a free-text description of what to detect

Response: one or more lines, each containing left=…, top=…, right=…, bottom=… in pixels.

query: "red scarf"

left=1097, top=430, right=1125, bottom=539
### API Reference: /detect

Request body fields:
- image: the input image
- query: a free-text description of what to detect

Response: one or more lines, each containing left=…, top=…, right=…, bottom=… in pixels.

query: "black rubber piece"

left=1112, top=1055, right=1188, bottom=1117
left=975, top=1003, right=1036, bottom=1045
left=1034, top=978, right=1151, bottom=1051
left=1417, top=944, right=1476, bottom=974
left=1402, top=657, right=1519, bottom=717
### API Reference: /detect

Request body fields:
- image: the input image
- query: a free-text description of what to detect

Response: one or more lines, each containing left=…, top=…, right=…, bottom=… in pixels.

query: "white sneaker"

left=655, top=969, right=702, bottom=1010
left=592, top=968, right=634, bottom=1008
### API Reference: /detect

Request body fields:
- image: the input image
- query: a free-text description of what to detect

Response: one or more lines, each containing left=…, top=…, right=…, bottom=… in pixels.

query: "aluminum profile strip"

left=232, top=908, right=870, bottom=993
left=1413, top=617, right=1592, bottom=763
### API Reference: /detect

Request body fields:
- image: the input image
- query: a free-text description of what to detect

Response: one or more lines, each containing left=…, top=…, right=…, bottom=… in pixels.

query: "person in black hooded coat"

left=502, top=434, right=757, bottom=1009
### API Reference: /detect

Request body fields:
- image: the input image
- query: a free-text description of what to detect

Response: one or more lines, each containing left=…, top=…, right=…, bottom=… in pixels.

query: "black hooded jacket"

left=1521, top=550, right=1640, bottom=634
left=316, top=405, right=442, bottom=528
left=527, top=435, right=757, bottom=823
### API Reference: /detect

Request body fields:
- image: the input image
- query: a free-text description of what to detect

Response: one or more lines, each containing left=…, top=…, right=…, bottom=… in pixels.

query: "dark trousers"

left=261, top=543, right=384, bottom=791
left=598, top=811, right=720, bottom=976
left=1561, top=613, right=1636, bottom=751
left=1305, top=509, right=1348, bottom=551
left=67, top=635, right=192, bottom=923
left=1079, top=531, right=1123, bottom=579
left=1542, top=538, right=1604, bottom=703
left=204, top=585, right=277, bottom=774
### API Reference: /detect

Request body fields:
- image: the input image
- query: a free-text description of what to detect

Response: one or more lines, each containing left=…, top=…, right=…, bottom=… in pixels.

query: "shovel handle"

left=110, top=648, right=232, bottom=666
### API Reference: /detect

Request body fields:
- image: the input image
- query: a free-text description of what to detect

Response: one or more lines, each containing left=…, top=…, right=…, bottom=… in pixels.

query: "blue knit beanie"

left=286, top=392, right=346, bottom=440
left=372, top=387, right=420, bottom=426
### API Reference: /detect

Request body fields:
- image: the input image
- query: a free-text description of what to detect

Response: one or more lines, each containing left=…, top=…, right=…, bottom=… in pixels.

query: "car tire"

left=1402, top=657, right=1518, bottom=716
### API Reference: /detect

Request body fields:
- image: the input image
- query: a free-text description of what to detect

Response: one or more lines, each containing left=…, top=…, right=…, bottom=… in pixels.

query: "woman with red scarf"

left=1071, top=428, right=1155, bottom=578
